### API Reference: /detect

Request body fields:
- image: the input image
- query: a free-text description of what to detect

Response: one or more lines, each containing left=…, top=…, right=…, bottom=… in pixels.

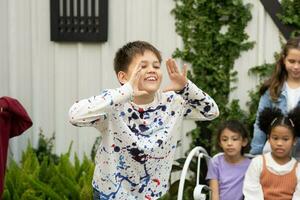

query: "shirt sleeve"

left=0, top=96, right=33, bottom=138
left=206, top=157, right=219, bottom=180
left=69, top=83, right=133, bottom=127
left=177, top=80, right=219, bottom=121
left=292, top=165, right=300, bottom=200
left=250, top=91, right=272, bottom=155
left=243, top=156, right=264, bottom=200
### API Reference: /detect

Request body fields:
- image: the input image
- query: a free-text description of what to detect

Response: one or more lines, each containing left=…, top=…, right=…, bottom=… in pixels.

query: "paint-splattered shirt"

left=69, top=80, right=219, bottom=200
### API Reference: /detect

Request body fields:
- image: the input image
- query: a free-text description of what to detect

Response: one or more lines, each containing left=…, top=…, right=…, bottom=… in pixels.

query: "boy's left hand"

left=163, top=58, right=188, bottom=92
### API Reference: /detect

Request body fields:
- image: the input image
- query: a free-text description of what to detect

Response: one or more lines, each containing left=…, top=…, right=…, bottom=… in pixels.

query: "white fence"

left=0, top=0, right=284, bottom=162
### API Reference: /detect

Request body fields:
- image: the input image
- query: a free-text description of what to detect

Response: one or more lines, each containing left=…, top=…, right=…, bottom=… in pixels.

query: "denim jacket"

left=250, top=85, right=300, bottom=157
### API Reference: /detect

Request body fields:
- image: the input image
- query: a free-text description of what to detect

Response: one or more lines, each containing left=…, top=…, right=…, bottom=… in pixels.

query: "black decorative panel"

left=50, top=0, right=108, bottom=42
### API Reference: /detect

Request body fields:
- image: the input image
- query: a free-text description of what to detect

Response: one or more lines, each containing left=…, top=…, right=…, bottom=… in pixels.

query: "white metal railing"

left=177, top=146, right=211, bottom=200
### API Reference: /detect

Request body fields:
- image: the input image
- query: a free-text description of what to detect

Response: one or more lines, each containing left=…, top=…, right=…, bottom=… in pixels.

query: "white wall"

left=230, top=0, right=284, bottom=107
left=0, top=0, right=284, bottom=163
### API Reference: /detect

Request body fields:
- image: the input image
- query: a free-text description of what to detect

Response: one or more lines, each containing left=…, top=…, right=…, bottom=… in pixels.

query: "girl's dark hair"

left=216, top=120, right=249, bottom=155
left=113, top=41, right=162, bottom=74
left=258, top=106, right=300, bottom=138
left=260, top=36, right=300, bottom=101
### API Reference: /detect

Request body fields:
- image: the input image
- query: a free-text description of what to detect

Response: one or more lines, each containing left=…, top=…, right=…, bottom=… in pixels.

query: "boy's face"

left=121, top=50, right=162, bottom=95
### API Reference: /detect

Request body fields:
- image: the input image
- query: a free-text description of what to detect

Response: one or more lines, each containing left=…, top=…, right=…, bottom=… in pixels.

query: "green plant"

left=172, top=0, right=254, bottom=152
left=33, top=129, right=59, bottom=164
left=246, top=62, right=275, bottom=135
left=164, top=0, right=300, bottom=197
left=3, top=133, right=94, bottom=200
left=159, top=0, right=254, bottom=198
left=277, top=0, right=300, bottom=36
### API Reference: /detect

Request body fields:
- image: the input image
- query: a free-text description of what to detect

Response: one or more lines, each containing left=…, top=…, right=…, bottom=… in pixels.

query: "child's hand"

left=163, top=58, right=188, bottom=92
left=128, top=63, right=149, bottom=97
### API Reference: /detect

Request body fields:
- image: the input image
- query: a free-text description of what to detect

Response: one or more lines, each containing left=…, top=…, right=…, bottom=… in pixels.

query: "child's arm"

left=206, top=157, right=220, bottom=200
left=69, top=63, right=148, bottom=127
left=164, top=59, right=219, bottom=120
left=292, top=165, right=300, bottom=199
left=69, top=83, right=133, bottom=127
left=243, top=156, right=264, bottom=200
left=209, top=179, right=220, bottom=200
left=178, top=80, right=219, bottom=120
left=250, top=91, right=272, bottom=155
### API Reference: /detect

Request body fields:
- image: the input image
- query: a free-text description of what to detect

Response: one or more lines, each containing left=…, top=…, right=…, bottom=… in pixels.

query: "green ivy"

left=164, top=0, right=299, bottom=199
left=171, top=0, right=253, bottom=152
left=160, top=0, right=254, bottom=198
left=246, top=63, right=275, bottom=134
left=277, top=0, right=300, bottom=36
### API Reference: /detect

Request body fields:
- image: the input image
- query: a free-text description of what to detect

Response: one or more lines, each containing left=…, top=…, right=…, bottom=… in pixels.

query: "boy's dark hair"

left=113, top=41, right=162, bottom=74
left=258, top=106, right=300, bottom=138
left=216, top=120, right=249, bottom=155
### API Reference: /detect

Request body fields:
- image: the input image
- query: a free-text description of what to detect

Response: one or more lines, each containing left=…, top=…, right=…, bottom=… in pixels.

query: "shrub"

left=3, top=132, right=94, bottom=200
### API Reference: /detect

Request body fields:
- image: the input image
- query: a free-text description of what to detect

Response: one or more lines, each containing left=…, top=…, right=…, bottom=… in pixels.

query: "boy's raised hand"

left=163, top=58, right=188, bottom=92
left=128, top=63, right=149, bottom=97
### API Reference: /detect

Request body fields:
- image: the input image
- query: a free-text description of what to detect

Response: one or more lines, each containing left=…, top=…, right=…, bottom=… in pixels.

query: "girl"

left=243, top=107, right=300, bottom=200
left=250, top=36, right=300, bottom=160
left=206, top=120, right=251, bottom=200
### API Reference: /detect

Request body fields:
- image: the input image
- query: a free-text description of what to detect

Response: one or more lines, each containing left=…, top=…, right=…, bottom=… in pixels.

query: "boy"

left=69, top=41, right=219, bottom=199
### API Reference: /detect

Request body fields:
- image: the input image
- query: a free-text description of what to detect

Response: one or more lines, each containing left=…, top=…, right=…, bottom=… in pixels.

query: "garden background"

left=1, top=0, right=299, bottom=199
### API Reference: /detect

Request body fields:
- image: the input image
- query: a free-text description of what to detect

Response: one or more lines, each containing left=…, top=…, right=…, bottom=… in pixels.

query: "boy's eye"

left=141, top=65, right=147, bottom=68
left=153, top=62, right=160, bottom=68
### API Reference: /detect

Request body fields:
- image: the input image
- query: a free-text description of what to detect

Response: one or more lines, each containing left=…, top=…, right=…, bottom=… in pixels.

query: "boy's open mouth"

left=145, top=76, right=157, bottom=81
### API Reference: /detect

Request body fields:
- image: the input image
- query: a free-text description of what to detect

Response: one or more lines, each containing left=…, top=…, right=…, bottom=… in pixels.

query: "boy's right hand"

left=128, top=63, right=149, bottom=97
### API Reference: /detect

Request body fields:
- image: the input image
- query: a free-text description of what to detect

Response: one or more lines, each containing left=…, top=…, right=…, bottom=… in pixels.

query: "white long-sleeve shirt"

left=243, top=152, right=300, bottom=200
left=69, top=80, right=219, bottom=200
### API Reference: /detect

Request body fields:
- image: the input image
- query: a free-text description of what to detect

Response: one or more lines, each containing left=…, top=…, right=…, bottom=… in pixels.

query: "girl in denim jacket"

left=250, top=36, right=300, bottom=160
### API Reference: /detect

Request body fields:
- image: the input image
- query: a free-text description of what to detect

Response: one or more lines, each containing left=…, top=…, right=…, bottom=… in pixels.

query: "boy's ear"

left=117, top=71, right=128, bottom=85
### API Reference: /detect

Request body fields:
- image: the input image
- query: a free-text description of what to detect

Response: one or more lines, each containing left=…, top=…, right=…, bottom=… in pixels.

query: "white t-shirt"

left=69, top=81, right=219, bottom=200
left=285, top=82, right=300, bottom=111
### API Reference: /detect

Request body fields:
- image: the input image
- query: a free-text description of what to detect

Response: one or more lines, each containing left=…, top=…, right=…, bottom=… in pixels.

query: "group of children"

left=206, top=36, right=300, bottom=200
left=69, top=36, right=300, bottom=200
left=206, top=37, right=300, bottom=200
left=207, top=108, right=300, bottom=200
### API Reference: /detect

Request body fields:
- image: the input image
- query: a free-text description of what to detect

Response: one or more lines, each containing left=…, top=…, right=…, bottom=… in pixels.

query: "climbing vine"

left=160, top=1, right=254, bottom=199
left=162, top=1, right=300, bottom=199
left=248, top=0, right=300, bottom=128
left=171, top=0, right=254, bottom=152
left=278, top=0, right=300, bottom=36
